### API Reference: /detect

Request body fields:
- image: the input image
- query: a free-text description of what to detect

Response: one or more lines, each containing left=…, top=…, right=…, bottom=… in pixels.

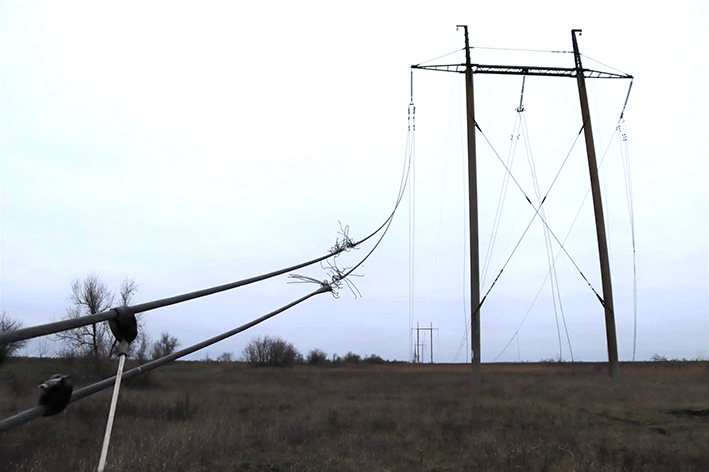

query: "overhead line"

left=472, top=46, right=572, bottom=54
left=0, top=249, right=350, bottom=347
left=0, top=286, right=329, bottom=433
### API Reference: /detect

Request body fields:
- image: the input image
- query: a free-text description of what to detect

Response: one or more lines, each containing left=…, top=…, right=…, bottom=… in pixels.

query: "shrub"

left=216, top=352, right=234, bottom=362
left=307, top=348, right=328, bottom=366
left=343, top=352, right=361, bottom=364
left=363, top=354, right=386, bottom=365
left=242, top=335, right=301, bottom=368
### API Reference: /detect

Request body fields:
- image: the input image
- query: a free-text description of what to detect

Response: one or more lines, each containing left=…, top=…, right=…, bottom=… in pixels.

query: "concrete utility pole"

left=416, top=322, right=420, bottom=363
left=460, top=25, right=482, bottom=385
left=571, top=29, right=620, bottom=378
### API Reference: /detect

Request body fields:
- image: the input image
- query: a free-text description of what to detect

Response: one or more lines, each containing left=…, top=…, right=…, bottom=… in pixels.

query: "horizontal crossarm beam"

left=411, top=63, right=632, bottom=79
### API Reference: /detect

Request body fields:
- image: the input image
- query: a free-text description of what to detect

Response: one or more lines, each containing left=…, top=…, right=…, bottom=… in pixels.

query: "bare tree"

left=0, top=311, right=28, bottom=363
left=119, top=278, right=138, bottom=306
left=216, top=352, right=234, bottom=362
left=132, top=331, right=153, bottom=363
left=242, top=335, right=301, bottom=367
left=307, top=348, right=328, bottom=366
left=151, top=332, right=180, bottom=360
left=55, top=274, right=115, bottom=358
left=36, top=337, right=52, bottom=359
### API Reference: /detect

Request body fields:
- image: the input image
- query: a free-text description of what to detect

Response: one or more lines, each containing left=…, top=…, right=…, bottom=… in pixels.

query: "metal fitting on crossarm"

left=108, top=306, right=137, bottom=344
left=38, top=374, right=73, bottom=416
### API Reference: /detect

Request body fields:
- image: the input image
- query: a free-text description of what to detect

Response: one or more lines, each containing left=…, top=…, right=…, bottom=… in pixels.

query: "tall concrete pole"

left=430, top=322, right=434, bottom=363
left=458, top=25, right=481, bottom=384
left=416, top=322, right=420, bottom=363
left=571, top=29, right=620, bottom=378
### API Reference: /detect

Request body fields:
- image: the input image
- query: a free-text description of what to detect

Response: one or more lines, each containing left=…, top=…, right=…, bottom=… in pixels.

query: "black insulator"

left=38, top=374, right=73, bottom=416
left=109, top=306, right=138, bottom=343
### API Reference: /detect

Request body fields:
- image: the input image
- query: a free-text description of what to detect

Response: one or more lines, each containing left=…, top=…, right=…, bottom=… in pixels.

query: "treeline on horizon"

left=213, top=335, right=402, bottom=368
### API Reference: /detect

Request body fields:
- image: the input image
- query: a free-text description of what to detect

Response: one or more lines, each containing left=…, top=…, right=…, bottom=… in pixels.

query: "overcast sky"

left=2, top=1, right=707, bottom=364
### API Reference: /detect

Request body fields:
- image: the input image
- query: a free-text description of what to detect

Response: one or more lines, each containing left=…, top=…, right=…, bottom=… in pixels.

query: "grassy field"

left=1, top=359, right=708, bottom=471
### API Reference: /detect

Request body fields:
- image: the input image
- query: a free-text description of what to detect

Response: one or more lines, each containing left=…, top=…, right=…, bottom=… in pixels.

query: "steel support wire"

left=0, top=286, right=329, bottom=433
left=492, top=115, right=627, bottom=362
left=0, top=249, right=351, bottom=347
left=476, top=122, right=605, bottom=306
left=452, top=201, right=543, bottom=361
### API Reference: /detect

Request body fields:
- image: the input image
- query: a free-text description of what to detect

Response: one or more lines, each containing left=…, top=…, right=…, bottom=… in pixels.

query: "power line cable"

left=493, top=117, right=625, bottom=361
left=481, top=112, right=521, bottom=288
left=0, top=249, right=352, bottom=347
left=618, top=118, right=638, bottom=360
left=580, top=54, right=630, bottom=77
left=471, top=46, right=572, bottom=54
left=520, top=111, right=565, bottom=361
left=0, top=286, right=328, bottom=433
left=415, top=48, right=465, bottom=66
left=3, top=124, right=425, bottom=349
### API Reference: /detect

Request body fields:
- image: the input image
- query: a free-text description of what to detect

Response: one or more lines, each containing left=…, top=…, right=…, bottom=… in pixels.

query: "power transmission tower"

left=413, top=322, right=439, bottom=363
left=412, top=28, right=631, bottom=381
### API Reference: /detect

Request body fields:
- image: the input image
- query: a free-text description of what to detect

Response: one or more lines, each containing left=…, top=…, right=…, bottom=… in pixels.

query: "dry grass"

left=1, top=359, right=708, bottom=471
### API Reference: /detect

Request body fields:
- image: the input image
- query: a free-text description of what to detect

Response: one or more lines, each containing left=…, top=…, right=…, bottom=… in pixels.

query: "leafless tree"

left=119, top=278, right=138, bottom=306
left=55, top=274, right=115, bottom=358
left=216, top=352, right=234, bottom=362
left=36, top=337, right=52, bottom=359
left=307, top=348, right=328, bottom=366
left=132, top=331, right=153, bottom=363
left=242, top=335, right=301, bottom=367
left=0, top=311, right=28, bottom=363
left=151, top=332, right=180, bottom=360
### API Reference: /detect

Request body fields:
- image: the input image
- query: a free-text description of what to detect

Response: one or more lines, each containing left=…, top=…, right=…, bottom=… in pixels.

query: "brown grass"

left=1, top=359, right=708, bottom=471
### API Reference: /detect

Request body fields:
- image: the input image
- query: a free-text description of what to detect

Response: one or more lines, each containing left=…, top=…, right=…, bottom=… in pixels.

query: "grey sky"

left=2, top=1, right=707, bottom=363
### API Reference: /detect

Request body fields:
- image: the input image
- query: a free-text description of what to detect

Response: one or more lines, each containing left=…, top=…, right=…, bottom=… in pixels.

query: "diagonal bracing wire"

left=493, top=85, right=634, bottom=361
left=452, top=123, right=584, bottom=363
left=452, top=199, right=544, bottom=362
left=0, top=286, right=329, bottom=433
left=476, top=122, right=606, bottom=306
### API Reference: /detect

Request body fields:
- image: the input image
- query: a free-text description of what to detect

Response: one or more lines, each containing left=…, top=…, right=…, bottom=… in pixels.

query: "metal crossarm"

left=412, top=63, right=632, bottom=79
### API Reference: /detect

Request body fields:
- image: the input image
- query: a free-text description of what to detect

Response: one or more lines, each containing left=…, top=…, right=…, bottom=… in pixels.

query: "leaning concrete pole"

left=571, top=29, right=620, bottom=378
left=458, top=25, right=482, bottom=385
